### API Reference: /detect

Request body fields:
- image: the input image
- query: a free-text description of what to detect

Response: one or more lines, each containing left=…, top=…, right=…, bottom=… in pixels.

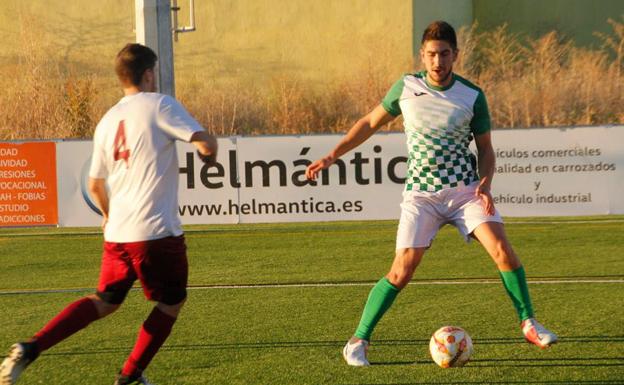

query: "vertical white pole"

left=135, top=0, right=175, bottom=96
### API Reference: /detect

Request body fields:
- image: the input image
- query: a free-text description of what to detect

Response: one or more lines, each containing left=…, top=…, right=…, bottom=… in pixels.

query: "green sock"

left=499, top=266, right=534, bottom=322
left=354, top=277, right=400, bottom=340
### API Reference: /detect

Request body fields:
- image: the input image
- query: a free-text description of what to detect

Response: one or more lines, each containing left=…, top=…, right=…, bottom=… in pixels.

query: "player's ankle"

left=21, top=340, right=40, bottom=361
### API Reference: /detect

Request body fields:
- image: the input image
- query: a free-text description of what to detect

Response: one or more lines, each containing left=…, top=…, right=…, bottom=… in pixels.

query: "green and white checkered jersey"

left=381, top=71, right=491, bottom=192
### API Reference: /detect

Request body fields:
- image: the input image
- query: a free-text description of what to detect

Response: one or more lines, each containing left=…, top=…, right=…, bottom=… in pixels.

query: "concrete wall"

left=0, top=0, right=134, bottom=75
left=411, top=0, right=473, bottom=53
left=0, top=0, right=413, bottom=87
left=174, top=0, right=413, bottom=86
left=474, top=0, right=624, bottom=47
left=411, top=0, right=624, bottom=53
left=2, top=1, right=621, bottom=89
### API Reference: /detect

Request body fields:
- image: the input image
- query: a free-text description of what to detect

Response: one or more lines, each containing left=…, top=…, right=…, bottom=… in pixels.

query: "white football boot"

left=342, top=339, right=370, bottom=366
left=521, top=318, right=558, bottom=348
left=0, top=343, right=38, bottom=385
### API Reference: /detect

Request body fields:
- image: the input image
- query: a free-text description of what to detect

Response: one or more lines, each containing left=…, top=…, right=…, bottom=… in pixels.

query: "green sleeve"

left=470, top=90, right=491, bottom=135
left=381, top=77, right=405, bottom=116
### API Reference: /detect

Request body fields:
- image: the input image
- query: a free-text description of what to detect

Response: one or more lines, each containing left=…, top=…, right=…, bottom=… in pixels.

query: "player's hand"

left=197, top=150, right=218, bottom=167
left=193, top=132, right=218, bottom=167
left=475, top=184, right=495, bottom=216
left=101, top=216, right=108, bottom=231
left=306, top=155, right=334, bottom=180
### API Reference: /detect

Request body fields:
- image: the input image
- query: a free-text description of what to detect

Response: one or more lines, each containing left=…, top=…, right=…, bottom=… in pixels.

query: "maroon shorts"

left=96, top=235, right=188, bottom=305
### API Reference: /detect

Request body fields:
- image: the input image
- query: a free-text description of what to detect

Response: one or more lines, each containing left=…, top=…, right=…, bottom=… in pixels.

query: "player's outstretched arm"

left=306, top=105, right=396, bottom=180
left=191, top=131, right=218, bottom=167
left=474, top=132, right=496, bottom=216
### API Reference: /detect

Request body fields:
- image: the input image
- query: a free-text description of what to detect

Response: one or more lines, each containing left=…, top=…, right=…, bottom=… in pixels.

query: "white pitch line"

left=1, top=218, right=623, bottom=238
left=505, top=219, right=624, bottom=224
left=0, top=278, right=622, bottom=296
left=187, top=279, right=624, bottom=289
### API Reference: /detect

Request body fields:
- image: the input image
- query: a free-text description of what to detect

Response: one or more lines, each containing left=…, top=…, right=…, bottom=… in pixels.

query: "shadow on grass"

left=376, top=336, right=624, bottom=345
left=45, top=340, right=346, bottom=356
left=39, top=336, right=624, bottom=383
left=373, top=356, right=624, bottom=368
left=371, top=336, right=624, bottom=368
left=344, top=381, right=624, bottom=385
left=43, top=335, right=623, bottom=356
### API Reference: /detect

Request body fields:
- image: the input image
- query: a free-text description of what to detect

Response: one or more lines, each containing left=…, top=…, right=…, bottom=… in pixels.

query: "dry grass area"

left=1, top=18, right=622, bottom=140
left=455, top=19, right=624, bottom=128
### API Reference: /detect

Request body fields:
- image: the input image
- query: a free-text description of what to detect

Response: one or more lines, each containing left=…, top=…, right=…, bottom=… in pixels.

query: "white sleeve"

left=156, top=95, right=204, bottom=142
left=89, top=121, right=109, bottom=179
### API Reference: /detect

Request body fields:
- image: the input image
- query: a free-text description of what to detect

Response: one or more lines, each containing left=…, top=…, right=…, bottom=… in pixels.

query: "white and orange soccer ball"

left=429, top=326, right=473, bottom=368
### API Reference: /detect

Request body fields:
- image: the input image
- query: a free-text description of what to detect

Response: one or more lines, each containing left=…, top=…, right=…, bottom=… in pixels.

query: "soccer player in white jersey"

left=0, top=44, right=217, bottom=385
left=306, top=21, right=557, bottom=366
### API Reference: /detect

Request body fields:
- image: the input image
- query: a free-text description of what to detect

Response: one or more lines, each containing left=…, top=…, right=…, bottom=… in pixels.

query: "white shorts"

left=396, top=181, right=503, bottom=249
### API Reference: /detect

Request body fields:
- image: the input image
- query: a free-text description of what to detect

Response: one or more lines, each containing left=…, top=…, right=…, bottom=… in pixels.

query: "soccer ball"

left=429, top=326, right=473, bottom=368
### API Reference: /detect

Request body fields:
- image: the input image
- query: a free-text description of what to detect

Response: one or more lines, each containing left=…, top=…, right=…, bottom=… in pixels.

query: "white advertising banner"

left=488, top=126, right=624, bottom=216
left=175, top=137, right=239, bottom=224
left=55, top=126, right=624, bottom=227
left=56, top=141, right=102, bottom=227
left=231, top=134, right=407, bottom=223
left=56, top=139, right=241, bottom=227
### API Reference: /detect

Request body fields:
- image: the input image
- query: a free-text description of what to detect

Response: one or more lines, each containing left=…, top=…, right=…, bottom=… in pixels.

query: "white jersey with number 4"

left=89, top=92, right=204, bottom=243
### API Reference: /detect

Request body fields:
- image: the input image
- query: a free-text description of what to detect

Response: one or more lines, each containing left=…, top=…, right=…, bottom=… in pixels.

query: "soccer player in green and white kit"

left=306, top=21, right=557, bottom=366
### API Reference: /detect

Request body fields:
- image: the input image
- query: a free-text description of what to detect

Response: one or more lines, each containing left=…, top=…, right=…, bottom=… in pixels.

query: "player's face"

left=420, top=40, right=458, bottom=87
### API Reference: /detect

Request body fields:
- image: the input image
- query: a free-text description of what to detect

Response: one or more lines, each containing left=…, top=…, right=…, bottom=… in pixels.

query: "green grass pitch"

left=1, top=217, right=623, bottom=384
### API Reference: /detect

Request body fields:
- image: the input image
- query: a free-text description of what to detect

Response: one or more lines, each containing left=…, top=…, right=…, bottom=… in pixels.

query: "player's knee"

left=95, top=289, right=129, bottom=305
left=388, top=249, right=421, bottom=288
left=491, top=241, right=517, bottom=267
left=386, top=267, right=414, bottom=289
left=157, top=297, right=186, bottom=318
left=89, top=294, right=122, bottom=317
left=387, top=272, right=411, bottom=289
left=159, top=287, right=187, bottom=306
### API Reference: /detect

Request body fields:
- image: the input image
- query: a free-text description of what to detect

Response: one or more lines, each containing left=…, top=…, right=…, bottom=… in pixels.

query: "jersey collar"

left=424, top=72, right=456, bottom=91
left=119, top=92, right=143, bottom=103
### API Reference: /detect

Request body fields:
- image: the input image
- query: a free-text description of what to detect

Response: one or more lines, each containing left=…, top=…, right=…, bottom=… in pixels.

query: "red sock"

left=32, top=297, right=100, bottom=352
left=122, top=307, right=177, bottom=376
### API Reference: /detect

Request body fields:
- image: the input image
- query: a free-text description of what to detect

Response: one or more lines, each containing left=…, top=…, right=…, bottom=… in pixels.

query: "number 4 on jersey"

left=114, top=120, right=130, bottom=167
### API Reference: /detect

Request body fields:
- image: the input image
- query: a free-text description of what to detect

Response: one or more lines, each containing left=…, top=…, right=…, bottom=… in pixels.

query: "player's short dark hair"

left=421, top=20, right=457, bottom=50
left=114, top=43, right=157, bottom=86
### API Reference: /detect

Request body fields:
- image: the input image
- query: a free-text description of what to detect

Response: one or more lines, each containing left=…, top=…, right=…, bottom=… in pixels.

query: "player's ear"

left=142, top=67, right=156, bottom=91
left=144, top=68, right=154, bottom=82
